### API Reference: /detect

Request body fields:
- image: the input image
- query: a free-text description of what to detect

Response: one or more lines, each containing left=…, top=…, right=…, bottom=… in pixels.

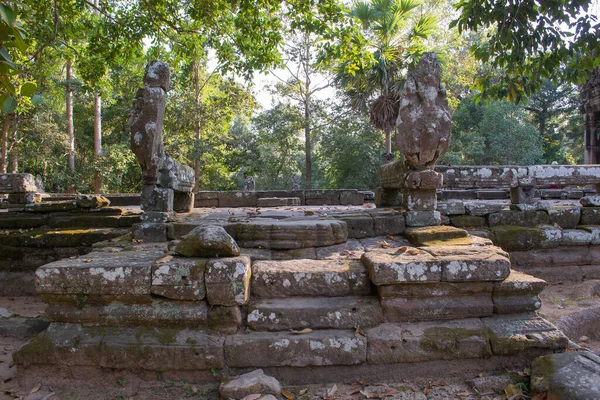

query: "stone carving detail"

left=395, top=52, right=451, bottom=167
left=130, top=61, right=196, bottom=241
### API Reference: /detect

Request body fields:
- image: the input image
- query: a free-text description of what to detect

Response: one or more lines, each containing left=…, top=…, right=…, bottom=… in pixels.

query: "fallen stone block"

left=247, top=296, right=383, bottom=331
left=76, top=195, right=111, bottom=209
left=531, top=351, right=600, bottom=400
left=205, top=256, right=251, bottom=306
left=251, top=259, right=370, bottom=298
left=482, top=314, right=568, bottom=355
left=219, top=369, right=282, bottom=400
left=8, top=192, right=42, bottom=205
left=224, top=330, right=366, bottom=367
left=366, top=319, right=491, bottom=364
left=172, top=225, right=240, bottom=257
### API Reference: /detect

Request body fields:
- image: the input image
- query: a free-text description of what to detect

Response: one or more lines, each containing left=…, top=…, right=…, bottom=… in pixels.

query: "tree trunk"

left=385, top=129, right=392, bottom=155
left=193, top=57, right=202, bottom=192
left=9, top=115, right=18, bottom=173
left=0, top=114, right=12, bottom=174
left=304, top=97, right=312, bottom=190
left=93, top=93, right=102, bottom=193
left=66, top=61, right=75, bottom=192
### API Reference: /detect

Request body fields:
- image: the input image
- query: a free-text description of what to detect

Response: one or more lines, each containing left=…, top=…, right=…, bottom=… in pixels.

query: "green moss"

left=186, top=337, right=197, bottom=345
left=13, top=333, right=56, bottom=365
left=405, top=225, right=468, bottom=246
left=75, top=294, right=88, bottom=310
left=491, top=226, right=545, bottom=251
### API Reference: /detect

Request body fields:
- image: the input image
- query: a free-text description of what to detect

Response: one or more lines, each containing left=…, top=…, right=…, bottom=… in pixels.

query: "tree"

left=330, top=0, right=435, bottom=158
left=452, top=0, right=600, bottom=101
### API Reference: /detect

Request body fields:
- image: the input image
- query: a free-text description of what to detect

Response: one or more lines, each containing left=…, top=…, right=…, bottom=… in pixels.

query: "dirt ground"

left=0, top=279, right=598, bottom=400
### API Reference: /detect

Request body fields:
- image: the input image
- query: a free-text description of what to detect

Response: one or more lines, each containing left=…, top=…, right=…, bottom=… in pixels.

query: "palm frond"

left=369, top=94, right=399, bottom=133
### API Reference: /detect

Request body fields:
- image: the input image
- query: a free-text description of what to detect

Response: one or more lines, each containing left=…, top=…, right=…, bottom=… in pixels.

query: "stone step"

left=492, top=270, right=547, bottom=314
left=14, top=323, right=225, bottom=371
left=251, top=259, right=371, bottom=298
left=247, top=296, right=383, bottom=331
left=224, top=330, right=367, bottom=367
left=235, top=219, right=348, bottom=249
left=256, top=197, right=301, bottom=207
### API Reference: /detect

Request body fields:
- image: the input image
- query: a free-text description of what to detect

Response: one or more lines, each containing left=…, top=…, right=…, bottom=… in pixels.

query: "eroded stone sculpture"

left=130, top=61, right=195, bottom=241
left=377, top=53, right=450, bottom=226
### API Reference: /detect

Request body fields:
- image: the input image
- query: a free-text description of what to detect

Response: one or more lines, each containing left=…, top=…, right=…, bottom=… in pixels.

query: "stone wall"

left=195, top=189, right=366, bottom=208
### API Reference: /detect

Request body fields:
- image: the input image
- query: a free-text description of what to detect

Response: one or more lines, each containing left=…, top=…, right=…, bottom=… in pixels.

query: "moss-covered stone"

left=404, top=225, right=468, bottom=246
left=491, top=226, right=547, bottom=251
left=547, top=206, right=581, bottom=228
left=488, top=210, right=549, bottom=227
left=450, top=215, right=485, bottom=228
left=580, top=207, right=600, bottom=225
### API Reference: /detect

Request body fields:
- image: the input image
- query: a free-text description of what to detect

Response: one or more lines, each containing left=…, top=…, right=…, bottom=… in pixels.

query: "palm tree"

left=334, top=0, right=435, bottom=160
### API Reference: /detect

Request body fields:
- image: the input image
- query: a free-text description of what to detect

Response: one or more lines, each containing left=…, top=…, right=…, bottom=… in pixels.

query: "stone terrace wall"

left=195, top=189, right=366, bottom=208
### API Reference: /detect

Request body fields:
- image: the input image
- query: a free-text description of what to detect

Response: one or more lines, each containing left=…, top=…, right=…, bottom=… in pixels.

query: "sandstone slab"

left=361, top=251, right=442, bottom=285
left=205, top=256, right=251, bottom=306
left=35, top=249, right=165, bottom=295
left=251, top=259, right=370, bottom=298
left=224, top=330, right=366, bottom=367
left=247, top=296, right=383, bottom=331
left=366, top=319, right=491, bottom=364
left=219, top=369, right=282, bottom=400
left=151, top=257, right=206, bottom=300
left=404, top=225, right=468, bottom=246
left=236, top=220, right=348, bottom=249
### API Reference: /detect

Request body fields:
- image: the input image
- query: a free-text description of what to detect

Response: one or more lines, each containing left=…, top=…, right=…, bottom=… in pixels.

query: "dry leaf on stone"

left=82, top=259, right=92, bottom=263
left=359, top=387, right=398, bottom=398
left=327, top=384, right=338, bottom=397
left=531, top=393, right=547, bottom=400
left=345, top=388, right=361, bottom=395
left=455, top=393, right=471, bottom=397
left=282, top=389, right=294, bottom=400
left=305, top=210, right=315, bottom=216
left=504, top=384, right=523, bottom=399
left=354, top=326, right=366, bottom=337
left=243, top=395, right=261, bottom=400
left=423, top=388, right=432, bottom=395
left=431, top=382, right=448, bottom=387
left=376, top=240, right=392, bottom=248
left=290, top=328, right=313, bottom=334
left=299, top=389, right=308, bottom=395
left=405, top=249, right=420, bottom=255
left=518, top=367, right=531, bottom=376
left=29, top=383, right=41, bottom=394
left=358, top=381, right=369, bottom=386
left=155, top=255, right=173, bottom=264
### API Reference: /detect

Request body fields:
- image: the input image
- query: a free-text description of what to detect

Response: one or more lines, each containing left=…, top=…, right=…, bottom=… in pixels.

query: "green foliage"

left=452, top=0, right=600, bottom=101
left=442, top=97, right=543, bottom=165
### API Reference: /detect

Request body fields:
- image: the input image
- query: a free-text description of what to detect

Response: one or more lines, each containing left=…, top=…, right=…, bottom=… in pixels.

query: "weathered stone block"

left=36, top=249, right=164, bottom=295
left=378, top=281, right=493, bottom=299
left=304, top=190, right=340, bottom=205
left=366, top=319, right=491, bottom=364
left=464, top=201, right=507, bottom=216
left=581, top=207, right=600, bottom=225
left=437, top=200, right=465, bottom=216
left=132, top=222, right=168, bottom=242
left=218, top=191, right=258, bottom=208
left=548, top=206, right=581, bottom=228
left=488, top=210, right=549, bottom=227
left=404, top=170, right=443, bottom=190
left=510, top=186, right=536, bottom=204
left=374, top=187, right=403, bottom=208
left=482, top=314, right=568, bottom=355
left=580, top=195, right=600, bottom=207
left=24, top=201, right=77, bottom=213
left=492, top=226, right=561, bottom=251
left=493, top=270, right=547, bottom=295
left=219, top=369, right=282, bottom=400
left=405, top=211, right=441, bottom=227
left=205, top=256, right=251, bottom=306
left=531, top=352, right=600, bottom=400
left=151, top=257, right=206, bottom=300
left=440, top=252, right=511, bottom=282
left=173, top=192, right=194, bottom=213
left=379, top=160, right=406, bottom=189
left=0, top=173, right=38, bottom=193
left=332, top=213, right=374, bottom=239
left=404, top=189, right=437, bottom=211
left=371, top=209, right=406, bottom=236
left=14, top=323, right=225, bottom=371
left=561, top=229, right=594, bottom=246
left=404, top=225, right=468, bottom=246
left=45, top=300, right=208, bottom=326
left=381, top=294, right=493, bottom=322
left=140, top=211, right=175, bottom=223
left=492, top=295, right=542, bottom=314
left=362, top=251, right=441, bottom=285
left=141, top=185, right=174, bottom=212
left=8, top=192, right=42, bottom=205
left=172, top=225, right=240, bottom=257
left=224, top=330, right=366, bottom=367
left=510, top=246, right=592, bottom=268
left=247, top=296, right=383, bottom=331
left=251, top=259, right=370, bottom=298
left=339, top=190, right=364, bottom=205
left=256, top=197, right=301, bottom=207
left=450, top=215, right=485, bottom=228
left=207, top=305, right=243, bottom=334
left=76, top=195, right=110, bottom=209
left=236, top=220, right=347, bottom=250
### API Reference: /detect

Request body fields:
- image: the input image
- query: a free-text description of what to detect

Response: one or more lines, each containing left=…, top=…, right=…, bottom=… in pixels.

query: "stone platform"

left=14, top=206, right=569, bottom=383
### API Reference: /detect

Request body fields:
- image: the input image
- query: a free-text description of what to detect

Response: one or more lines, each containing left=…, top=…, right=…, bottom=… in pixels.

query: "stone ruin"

left=130, top=61, right=195, bottom=242
left=13, top=54, right=599, bottom=398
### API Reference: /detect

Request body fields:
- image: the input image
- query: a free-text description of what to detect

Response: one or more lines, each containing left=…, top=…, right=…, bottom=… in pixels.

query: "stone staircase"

left=14, top=216, right=568, bottom=384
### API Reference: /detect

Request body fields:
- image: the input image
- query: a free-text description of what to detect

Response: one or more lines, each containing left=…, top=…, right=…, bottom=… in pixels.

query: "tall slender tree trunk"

left=93, top=93, right=102, bottom=193
left=385, top=129, right=392, bottom=155
left=9, top=115, right=18, bottom=173
left=304, top=97, right=312, bottom=190
left=0, top=114, right=12, bottom=173
left=66, top=61, right=75, bottom=192
left=193, top=57, right=202, bottom=192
